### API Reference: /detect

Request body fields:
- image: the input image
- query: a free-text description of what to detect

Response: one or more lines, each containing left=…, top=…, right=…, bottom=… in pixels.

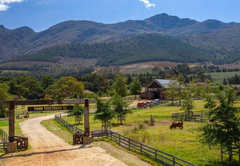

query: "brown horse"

left=170, top=121, right=183, bottom=129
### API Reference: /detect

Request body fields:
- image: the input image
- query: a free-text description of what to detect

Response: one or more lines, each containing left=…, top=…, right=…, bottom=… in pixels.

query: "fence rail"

left=0, top=129, right=8, bottom=142
left=0, top=129, right=8, bottom=150
left=55, top=114, right=84, bottom=134
left=55, top=114, right=196, bottom=166
left=0, top=142, right=7, bottom=150
left=171, top=111, right=208, bottom=122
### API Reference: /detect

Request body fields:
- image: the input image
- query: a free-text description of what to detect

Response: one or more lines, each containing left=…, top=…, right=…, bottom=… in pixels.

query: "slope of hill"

left=1, top=13, right=240, bottom=62
left=15, top=34, right=215, bottom=66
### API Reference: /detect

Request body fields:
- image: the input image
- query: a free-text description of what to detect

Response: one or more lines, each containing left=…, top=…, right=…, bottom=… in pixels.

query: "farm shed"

left=140, top=79, right=178, bottom=100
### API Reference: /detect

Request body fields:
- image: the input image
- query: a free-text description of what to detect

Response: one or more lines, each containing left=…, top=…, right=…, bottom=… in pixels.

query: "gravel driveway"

left=1, top=114, right=127, bottom=166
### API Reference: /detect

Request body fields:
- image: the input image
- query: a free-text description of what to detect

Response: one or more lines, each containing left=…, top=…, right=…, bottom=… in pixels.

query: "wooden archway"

left=0, top=99, right=96, bottom=152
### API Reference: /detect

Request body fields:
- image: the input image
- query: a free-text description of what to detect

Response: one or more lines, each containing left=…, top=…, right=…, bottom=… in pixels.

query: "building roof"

left=85, top=90, right=94, bottom=94
left=156, top=79, right=172, bottom=88
left=147, top=79, right=179, bottom=89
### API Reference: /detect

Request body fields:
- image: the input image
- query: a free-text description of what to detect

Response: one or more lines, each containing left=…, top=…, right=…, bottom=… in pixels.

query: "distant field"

left=1, top=70, right=29, bottom=74
left=206, top=71, right=240, bottom=84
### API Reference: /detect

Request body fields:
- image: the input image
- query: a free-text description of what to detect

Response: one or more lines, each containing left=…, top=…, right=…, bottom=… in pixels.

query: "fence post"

left=92, top=131, right=94, bottom=140
left=173, top=156, right=175, bottom=166
left=119, top=134, right=121, bottom=145
left=155, top=149, right=157, bottom=158
left=140, top=143, right=142, bottom=153
left=129, top=139, right=130, bottom=150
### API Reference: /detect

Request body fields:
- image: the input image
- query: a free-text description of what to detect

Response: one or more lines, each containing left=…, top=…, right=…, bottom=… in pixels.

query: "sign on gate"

left=28, top=106, right=73, bottom=111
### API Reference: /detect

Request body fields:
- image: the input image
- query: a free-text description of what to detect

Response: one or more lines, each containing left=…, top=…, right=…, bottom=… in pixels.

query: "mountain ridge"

left=1, top=13, right=240, bottom=63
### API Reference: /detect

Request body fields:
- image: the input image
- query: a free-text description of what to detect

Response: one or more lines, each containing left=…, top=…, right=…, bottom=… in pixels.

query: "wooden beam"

left=9, top=101, right=15, bottom=142
left=0, top=99, right=96, bottom=106
left=84, top=99, right=90, bottom=137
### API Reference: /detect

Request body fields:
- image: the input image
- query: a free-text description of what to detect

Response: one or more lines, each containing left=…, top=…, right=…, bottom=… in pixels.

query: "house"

left=85, top=90, right=94, bottom=94
left=140, top=79, right=178, bottom=100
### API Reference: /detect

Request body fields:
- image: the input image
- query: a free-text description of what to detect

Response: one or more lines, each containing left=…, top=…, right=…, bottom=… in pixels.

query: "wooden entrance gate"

left=0, top=99, right=96, bottom=152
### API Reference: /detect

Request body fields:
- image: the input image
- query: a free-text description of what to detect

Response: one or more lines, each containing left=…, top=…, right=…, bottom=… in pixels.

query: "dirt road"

left=1, top=115, right=127, bottom=166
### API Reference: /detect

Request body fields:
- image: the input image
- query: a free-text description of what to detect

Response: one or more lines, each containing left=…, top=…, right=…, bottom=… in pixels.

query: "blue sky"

left=0, top=0, right=240, bottom=32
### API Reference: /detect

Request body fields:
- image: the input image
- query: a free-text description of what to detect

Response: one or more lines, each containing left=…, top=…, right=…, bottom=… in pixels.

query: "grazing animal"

left=170, top=121, right=183, bottom=129
left=209, top=119, right=214, bottom=122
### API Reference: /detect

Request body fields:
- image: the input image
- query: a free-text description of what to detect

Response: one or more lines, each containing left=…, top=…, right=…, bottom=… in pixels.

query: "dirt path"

left=1, top=115, right=127, bottom=166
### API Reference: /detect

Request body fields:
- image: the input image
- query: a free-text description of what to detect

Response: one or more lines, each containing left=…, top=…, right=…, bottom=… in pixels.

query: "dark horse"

left=170, top=121, right=183, bottom=129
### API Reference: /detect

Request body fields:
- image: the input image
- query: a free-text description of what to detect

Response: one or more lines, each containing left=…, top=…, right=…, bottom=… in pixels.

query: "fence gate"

left=73, top=132, right=84, bottom=145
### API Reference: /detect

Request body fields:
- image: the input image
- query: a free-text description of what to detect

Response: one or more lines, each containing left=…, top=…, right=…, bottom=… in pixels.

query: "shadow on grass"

left=73, top=123, right=83, bottom=126
left=206, top=159, right=240, bottom=166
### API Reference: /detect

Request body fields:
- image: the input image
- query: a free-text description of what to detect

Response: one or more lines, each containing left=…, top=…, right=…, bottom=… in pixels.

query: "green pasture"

left=60, top=100, right=240, bottom=166
left=205, top=71, right=240, bottom=85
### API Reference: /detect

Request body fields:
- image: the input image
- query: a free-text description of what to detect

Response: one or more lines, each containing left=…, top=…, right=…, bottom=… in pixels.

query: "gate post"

left=84, top=99, right=90, bottom=137
left=83, top=99, right=92, bottom=144
left=9, top=101, right=15, bottom=142
left=8, top=101, right=17, bottom=153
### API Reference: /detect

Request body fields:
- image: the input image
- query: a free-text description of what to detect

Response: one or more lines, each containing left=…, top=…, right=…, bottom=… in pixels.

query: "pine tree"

left=223, top=78, right=227, bottom=85
left=198, top=86, right=240, bottom=162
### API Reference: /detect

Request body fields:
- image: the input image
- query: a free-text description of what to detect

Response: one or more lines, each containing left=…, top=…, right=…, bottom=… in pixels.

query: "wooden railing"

left=0, top=142, right=7, bottom=150
left=0, top=129, right=8, bottom=150
left=55, top=114, right=84, bottom=134
left=55, top=114, right=196, bottom=166
left=0, top=129, right=8, bottom=142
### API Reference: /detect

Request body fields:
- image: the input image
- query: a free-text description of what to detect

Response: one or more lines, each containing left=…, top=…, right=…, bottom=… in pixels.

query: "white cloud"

left=0, top=3, right=9, bottom=11
left=0, top=0, right=24, bottom=3
left=139, top=0, right=156, bottom=8
left=0, top=0, right=24, bottom=11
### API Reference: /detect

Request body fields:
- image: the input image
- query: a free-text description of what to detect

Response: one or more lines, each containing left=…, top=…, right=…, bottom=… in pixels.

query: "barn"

left=140, top=79, right=177, bottom=100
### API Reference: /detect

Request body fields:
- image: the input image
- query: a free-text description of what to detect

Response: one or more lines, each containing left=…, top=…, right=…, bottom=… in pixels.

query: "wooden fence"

left=55, top=114, right=196, bottom=166
left=171, top=111, right=208, bottom=122
left=0, top=129, right=8, bottom=150
left=55, top=114, right=84, bottom=134
left=0, top=129, right=8, bottom=142
left=0, top=142, right=7, bottom=150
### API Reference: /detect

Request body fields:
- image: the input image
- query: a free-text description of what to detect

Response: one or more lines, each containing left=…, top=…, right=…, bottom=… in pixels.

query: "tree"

left=68, top=104, right=84, bottom=124
left=46, top=76, right=84, bottom=99
left=58, top=76, right=84, bottom=98
left=67, top=104, right=84, bottom=116
left=223, top=78, right=228, bottom=85
left=126, top=74, right=133, bottom=85
left=0, top=84, right=10, bottom=117
left=112, top=74, right=127, bottom=97
left=111, top=94, right=132, bottom=125
left=130, top=79, right=142, bottom=99
left=41, top=76, right=55, bottom=90
left=8, top=76, right=43, bottom=99
left=45, top=83, right=62, bottom=99
left=94, top=98, right=115, bottom=130
left=165, top=80, right=180, bottom=105
left=198, top=86, right=240, bottom=162
left=181, top=91, right=194, bottom=121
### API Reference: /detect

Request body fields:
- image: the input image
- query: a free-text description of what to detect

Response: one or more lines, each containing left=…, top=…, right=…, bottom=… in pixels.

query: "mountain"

left=16, top=34, right=215, bottom=66
left=0, top=13, right=240, bottom=63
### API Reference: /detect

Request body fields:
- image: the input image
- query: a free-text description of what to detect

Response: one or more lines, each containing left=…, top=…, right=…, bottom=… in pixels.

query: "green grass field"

left=59, top=100, right=240, bottom=166
left=206, top=71, right=240, bottom=85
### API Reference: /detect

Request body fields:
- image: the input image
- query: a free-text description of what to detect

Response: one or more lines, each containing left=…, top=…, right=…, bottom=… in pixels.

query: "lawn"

left=206, top=71, right=240, bottom=85
left=60, top=100, right=239, bottom=166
